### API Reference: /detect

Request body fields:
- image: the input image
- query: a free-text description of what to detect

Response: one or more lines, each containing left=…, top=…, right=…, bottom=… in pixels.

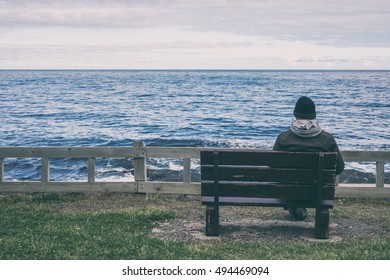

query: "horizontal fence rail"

left=0, top=141, right=389, bottom=198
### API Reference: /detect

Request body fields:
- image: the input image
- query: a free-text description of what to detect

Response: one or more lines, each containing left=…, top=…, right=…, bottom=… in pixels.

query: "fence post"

left=376, top=161, right=385, bottom=188
left=41, top=158, right=50, bottom=182
left=0, top=158, right=4, bottom=182
left=88, top=158, right=96, bottom=183
left=183, top=158, right=191, bottom=183
left=133, top=141, right=147, bottom=192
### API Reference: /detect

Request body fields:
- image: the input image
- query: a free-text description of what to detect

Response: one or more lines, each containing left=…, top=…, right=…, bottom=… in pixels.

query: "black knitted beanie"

left=293, top=96, right=316, bottom=119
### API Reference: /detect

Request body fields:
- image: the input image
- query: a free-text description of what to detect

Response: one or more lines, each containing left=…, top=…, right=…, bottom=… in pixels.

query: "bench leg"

left=315, top=209, right=330, bottom=239
left=206, top=205, right=220, bottom=236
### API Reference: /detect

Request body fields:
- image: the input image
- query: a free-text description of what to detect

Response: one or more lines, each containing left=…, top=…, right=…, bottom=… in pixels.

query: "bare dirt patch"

left=148, top=196, right=390, bottom=244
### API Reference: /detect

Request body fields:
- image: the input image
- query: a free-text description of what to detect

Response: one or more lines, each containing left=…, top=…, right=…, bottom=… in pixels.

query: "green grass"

left=0, top=193, right=389, bottom=260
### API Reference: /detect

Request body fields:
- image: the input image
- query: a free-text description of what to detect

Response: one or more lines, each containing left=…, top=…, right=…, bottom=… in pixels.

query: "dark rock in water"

left=339, top=169, right=390, bottom=184
left=339, top=169, right=375, bottom=184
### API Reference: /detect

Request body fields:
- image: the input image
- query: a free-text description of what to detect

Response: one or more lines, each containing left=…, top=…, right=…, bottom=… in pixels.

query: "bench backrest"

left=200, top=150, right=337, bottom=208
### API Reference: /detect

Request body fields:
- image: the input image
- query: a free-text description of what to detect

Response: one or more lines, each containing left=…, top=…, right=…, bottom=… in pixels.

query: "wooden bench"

left=200, top=150, right=338, bottom=239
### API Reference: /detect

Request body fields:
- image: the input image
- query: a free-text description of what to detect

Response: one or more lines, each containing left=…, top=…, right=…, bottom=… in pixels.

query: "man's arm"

left=330, top=138, right=345, bottom=175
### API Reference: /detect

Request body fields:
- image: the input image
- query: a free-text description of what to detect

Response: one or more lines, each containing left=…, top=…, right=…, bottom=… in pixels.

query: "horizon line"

left=1, top=68, right=390, bottom=71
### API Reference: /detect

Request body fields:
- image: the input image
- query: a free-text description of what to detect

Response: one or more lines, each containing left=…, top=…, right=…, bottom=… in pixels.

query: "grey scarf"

left=290, top=119, right=322, bottom=138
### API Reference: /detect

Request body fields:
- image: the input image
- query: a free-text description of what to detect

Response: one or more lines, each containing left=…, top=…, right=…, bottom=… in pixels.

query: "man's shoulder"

left=319, top=130, right=336, bottom=140
left=276, top=129, right=336, bottom=141
left=277, top=129, right=293, bottom=138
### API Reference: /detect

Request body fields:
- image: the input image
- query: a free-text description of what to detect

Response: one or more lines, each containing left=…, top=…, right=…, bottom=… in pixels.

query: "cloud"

left=363, top=59, right=377, bottom=68
left=2, top=29, right=389, bottom=69
left=1, top=0, right=389, bottom=47
left=1, top=0, right=389, bottom=69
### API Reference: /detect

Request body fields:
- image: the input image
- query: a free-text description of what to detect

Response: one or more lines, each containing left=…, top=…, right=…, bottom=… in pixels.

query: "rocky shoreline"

left=146, top=169, right=390, bottom=184
left=339, top=169, right=390, bottom=184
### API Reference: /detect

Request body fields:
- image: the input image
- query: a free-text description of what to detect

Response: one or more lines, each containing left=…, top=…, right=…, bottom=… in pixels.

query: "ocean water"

left=1, top=70, right=389, bottom=181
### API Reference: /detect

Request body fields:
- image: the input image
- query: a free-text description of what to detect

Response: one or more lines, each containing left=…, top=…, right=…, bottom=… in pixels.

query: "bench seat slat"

left=201, top=182, right=335, bottom=200
left=201, top=166, right=336, bottom=184
left=201, top=196, right=334, bottom=208
left=201, top=150, right=337, bottom=169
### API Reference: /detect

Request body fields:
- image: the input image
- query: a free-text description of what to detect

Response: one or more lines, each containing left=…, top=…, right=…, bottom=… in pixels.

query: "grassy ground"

left=0, top=193, right=389, bottom=260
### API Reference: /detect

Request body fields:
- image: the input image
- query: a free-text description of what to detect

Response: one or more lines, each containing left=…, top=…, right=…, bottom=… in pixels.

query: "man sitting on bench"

left=273, top=96, right=345, bottom=220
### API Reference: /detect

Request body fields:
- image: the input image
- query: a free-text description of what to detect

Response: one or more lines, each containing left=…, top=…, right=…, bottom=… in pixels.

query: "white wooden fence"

left=0, top=141, right=389, bottom=198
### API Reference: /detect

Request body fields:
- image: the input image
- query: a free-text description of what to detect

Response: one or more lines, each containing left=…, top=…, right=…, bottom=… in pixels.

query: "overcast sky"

left=1, top=0, right=389, bottom=69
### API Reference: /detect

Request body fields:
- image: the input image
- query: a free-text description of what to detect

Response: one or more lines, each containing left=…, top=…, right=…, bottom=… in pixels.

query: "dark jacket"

left=273, top=130, right=345, bottom=175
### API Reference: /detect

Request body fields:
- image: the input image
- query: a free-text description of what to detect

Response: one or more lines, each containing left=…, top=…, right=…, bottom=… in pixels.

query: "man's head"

left=294, top=96, right=316, bottom=120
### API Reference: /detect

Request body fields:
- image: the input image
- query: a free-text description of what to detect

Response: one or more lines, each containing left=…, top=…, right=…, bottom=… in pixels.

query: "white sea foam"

left=96, top=173, right=135, bottom=182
